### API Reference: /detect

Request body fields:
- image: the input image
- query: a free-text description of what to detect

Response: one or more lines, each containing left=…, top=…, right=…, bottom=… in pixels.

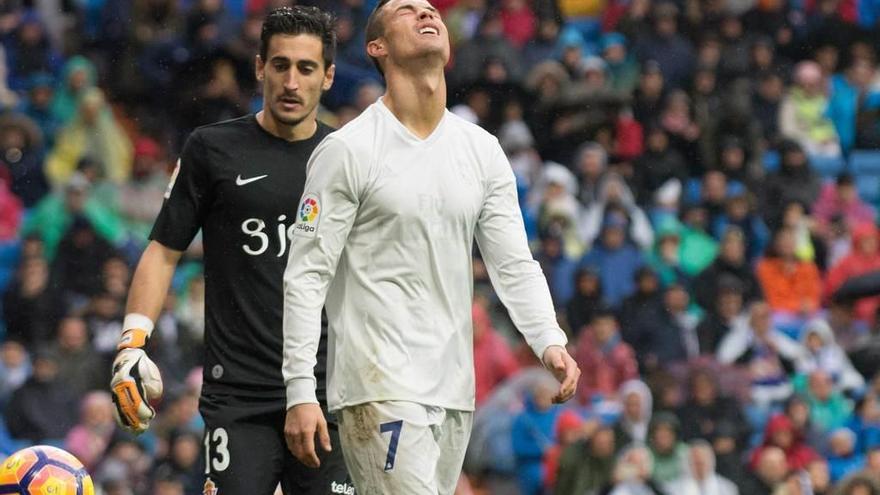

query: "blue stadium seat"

left=809, top=155, right=846, bottom=179
left=0, top=241, right=21, bottom=295
left=763, top=150, right=780, bottom=173
left=857, top=174, right=880, bottom=204
left=850, top=150, right=880, bottom=175
left=685, top=178, right=702, bottom=205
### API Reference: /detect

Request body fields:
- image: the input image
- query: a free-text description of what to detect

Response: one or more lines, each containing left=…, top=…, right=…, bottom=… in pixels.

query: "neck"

left=382, top=62, right=447, bottom=139
left=256, top=109, right=317, bottom=142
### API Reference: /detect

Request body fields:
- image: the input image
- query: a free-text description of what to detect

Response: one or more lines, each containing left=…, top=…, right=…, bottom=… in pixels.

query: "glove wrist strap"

left=118, top=313, right=154, bottom=350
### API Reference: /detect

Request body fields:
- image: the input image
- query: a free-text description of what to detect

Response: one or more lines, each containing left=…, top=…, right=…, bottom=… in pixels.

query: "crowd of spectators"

left=0, top=0, right=880, bottom=493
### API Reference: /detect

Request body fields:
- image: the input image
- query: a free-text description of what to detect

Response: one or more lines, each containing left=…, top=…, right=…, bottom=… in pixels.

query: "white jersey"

left=282, top=99, right=567, bottom=412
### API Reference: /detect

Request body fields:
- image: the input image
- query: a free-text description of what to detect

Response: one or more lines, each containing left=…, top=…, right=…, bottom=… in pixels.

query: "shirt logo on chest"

left=235, top=174, right=268, bottom=186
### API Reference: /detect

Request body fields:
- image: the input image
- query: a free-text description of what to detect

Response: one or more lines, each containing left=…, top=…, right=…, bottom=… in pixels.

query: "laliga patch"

left=164, top=159, right=181, bottom=199
left=293, top=193, right=320, bottom=238
left=203, top=477, right=218, bottom=495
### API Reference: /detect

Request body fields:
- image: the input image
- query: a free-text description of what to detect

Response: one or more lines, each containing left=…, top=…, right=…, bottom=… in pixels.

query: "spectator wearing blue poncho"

left=827, top=428, right=865, bottom=483
left=511, top=377, right=562, bottom=495
left=828, top=59, right=880, bottom=153
left=580, top=208, right=645, bottom=308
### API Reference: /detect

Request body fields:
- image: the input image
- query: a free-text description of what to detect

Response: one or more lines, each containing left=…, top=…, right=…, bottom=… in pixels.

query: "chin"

left=271, top=108, right=308, bottom=127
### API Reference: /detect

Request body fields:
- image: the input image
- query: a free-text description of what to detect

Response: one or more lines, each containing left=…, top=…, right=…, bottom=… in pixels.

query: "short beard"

left=269, top=104, right=310, bottom=128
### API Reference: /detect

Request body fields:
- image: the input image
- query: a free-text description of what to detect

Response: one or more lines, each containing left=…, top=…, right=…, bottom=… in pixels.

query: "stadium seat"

left=809, top=154, right=846, bottom=179
left=685, top=178, right=702, bottom=205
left=0, top=241, right=21, bottom=295
left=850, top=150, right=880, bottom=175
left=857, top=174, right=880, bottom=204
left=763, top=150, right=780, bottom=173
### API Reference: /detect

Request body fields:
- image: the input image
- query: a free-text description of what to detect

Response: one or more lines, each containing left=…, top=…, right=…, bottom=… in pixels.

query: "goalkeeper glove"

left=110, top=315, right=163, bottom=434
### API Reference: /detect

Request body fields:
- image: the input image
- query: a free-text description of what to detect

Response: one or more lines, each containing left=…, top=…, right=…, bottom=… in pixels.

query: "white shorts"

left=337, top=401, right=473, bottom=495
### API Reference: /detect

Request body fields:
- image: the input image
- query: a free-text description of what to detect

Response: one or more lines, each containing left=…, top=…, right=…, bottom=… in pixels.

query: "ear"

left=255, top=54, right=265, bottom=81
left=366, top=38, right=386, bottom=61
left=322, top=64, right=336, bottom=92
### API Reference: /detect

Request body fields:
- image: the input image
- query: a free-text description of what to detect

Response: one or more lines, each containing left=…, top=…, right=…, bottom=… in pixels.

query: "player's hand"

left=542, top=345, right=580, bottom=403
left=110, top=348, right=163, bottom=434
left=285, top=403, right=332, bottom=468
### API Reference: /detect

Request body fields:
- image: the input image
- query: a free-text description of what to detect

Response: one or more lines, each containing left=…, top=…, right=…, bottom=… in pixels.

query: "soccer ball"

left=0, top=445, right=94, bottom=495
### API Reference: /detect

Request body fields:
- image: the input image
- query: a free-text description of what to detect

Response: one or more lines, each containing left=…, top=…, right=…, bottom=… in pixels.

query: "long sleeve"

left=475, top=144, right=568, bottom=360
left=801, top=263, right=823, bottom=312
left=628, top=206, right=654, bottom=251
left=779, top=95, right=805, bottom=143
left=282, top=136, right=361, bottom=409
left=717, top=323, right=749, bottom=365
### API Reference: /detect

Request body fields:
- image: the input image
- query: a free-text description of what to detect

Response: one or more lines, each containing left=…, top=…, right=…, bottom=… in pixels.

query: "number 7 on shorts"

left=379, top=420, right=403, bottom=471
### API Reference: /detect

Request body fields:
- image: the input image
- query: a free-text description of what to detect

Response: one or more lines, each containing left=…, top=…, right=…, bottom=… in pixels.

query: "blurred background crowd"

left=0, top=0, right=880, bottom=493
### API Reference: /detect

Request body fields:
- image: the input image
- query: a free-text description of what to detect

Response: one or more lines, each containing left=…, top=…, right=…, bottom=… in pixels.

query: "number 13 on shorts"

left=380, top=420, right=403, bottom=471
left=204, top=428, right=231, bottom=474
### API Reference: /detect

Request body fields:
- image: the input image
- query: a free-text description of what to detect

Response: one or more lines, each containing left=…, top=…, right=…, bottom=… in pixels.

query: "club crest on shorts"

left=293, top=193, right=320, bottom=238
left=203, top=477, right=218, bottom=495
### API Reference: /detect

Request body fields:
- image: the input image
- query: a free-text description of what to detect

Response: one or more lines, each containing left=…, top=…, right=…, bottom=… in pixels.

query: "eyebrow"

left=269, top=56, right=320, bottom=68
left=394, top=3, right=438, bottom=13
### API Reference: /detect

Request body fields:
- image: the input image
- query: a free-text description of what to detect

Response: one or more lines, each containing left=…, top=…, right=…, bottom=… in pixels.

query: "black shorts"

left=199, top=393, right=353, bottom=495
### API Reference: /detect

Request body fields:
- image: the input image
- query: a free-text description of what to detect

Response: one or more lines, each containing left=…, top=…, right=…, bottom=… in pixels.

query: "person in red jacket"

left=472, top=300, right=520, bottom=406
left=575, top=307, right=639, bottom=405
left=0, top=176, right=22, bottom=241
left=825, top=223, right=880, bottom=322
left=750, top=413, right=820, bottom=472
left=542, top=409, right=588, bottom=492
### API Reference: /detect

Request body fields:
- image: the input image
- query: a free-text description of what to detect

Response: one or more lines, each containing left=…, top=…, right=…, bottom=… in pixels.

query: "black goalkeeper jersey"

left=150, top=114, right=333, bottom=403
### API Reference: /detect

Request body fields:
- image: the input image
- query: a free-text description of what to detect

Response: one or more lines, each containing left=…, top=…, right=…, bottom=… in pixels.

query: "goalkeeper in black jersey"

left=109, top=7, right=352, bottom=494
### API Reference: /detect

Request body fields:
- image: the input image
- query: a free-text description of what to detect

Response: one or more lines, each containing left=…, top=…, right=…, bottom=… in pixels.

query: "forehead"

left=264, top=33, right=324, bottom=63
left=384, top=0, right=437, bottom=13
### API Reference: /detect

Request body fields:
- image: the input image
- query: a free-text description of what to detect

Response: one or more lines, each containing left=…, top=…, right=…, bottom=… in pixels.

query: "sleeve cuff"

left=286, top=378, right=319, bottom=410
left=530, top=329, right=569, bottom=362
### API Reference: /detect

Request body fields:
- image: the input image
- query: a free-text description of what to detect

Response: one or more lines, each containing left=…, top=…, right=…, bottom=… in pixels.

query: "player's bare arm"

left=125, top=240, right=183, bottom=320
left=110, top=240, right=180, bottom=433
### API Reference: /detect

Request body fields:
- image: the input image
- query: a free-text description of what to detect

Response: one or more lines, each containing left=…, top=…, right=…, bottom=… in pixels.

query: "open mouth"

left=418, top=26, right=439, bottom=35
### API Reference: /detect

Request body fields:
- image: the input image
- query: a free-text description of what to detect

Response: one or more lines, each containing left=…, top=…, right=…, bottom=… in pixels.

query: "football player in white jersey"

left=281, top=0, right=580, bottom=493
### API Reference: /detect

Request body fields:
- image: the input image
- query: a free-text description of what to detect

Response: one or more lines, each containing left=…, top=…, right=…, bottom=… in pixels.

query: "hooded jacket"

left=615, top=379, right=653, bottom=447
left=473, top=303, right=520, bottom=405
left=796, top=319, right=865, bottom=392
left=49, top=56, right=97, bottom=125
left=511, top=393, right=562, bottom=495
left=575, top=325, right=639, bottom=404
left=665, top=443, right=739, bottom=495
left=580, top=173, right=654, bottom=251
left=749, top=414, right=819, bottom=471
left=648, top=413, right=688, bottom=483
left=825, top=223, right=880, bottom=322
left=813, top=182, right=876, bottom=233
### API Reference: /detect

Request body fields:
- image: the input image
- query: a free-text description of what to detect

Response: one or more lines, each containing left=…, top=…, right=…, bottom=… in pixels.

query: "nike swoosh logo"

left=236, top=174, right=268, bottom=186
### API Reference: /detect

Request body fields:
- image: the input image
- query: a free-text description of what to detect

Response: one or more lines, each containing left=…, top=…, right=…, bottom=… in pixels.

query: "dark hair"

left=765, top=226, right=795, bottom=258
left=365, top=0, right=394, bottom=76
left=260, top=6, right=337, bottom=70
left=591, top=304, right=617, bottom=323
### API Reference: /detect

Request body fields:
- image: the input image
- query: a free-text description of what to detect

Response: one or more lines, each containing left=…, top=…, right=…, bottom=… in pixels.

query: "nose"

left=284, top=71, right=299, bottom=92
left=417, top=8, right=435, bottom=20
